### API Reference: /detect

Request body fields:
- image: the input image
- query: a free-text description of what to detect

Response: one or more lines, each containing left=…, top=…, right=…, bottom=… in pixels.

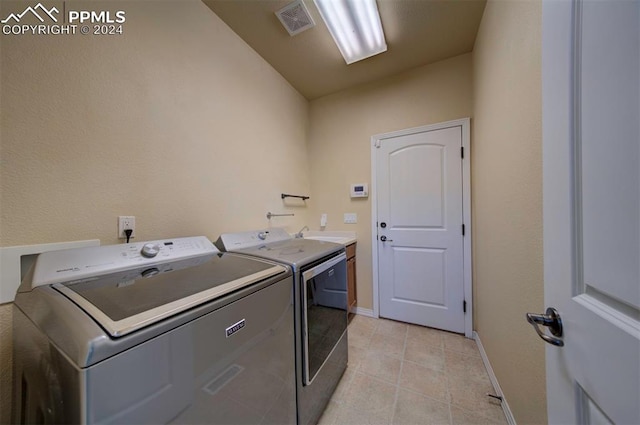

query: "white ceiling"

left=204, top=0, right=487, bottom=100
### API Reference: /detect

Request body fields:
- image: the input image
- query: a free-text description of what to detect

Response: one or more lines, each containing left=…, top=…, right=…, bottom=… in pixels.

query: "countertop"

left=301, top=231, right=356, bottom=246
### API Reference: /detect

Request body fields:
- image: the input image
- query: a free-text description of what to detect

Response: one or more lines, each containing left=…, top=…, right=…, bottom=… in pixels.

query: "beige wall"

left=472, top=0, right=546, bottom=423
left=0, top=1, right=310, bottom=422
left=1, top=2, right=547, bottom=423
left=307, top=54, right=473, bottom=311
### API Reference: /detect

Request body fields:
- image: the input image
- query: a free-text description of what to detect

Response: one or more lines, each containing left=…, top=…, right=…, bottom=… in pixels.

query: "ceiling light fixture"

left=313, top=0, right=387, bottom=65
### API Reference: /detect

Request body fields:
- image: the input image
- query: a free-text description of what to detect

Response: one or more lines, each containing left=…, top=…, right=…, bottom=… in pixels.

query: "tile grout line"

left=427, top=332, right=455, bottom=425
left=326, top=323, right=365, bottom=425
left=376, top=319, right=401, bottom=425
left=444, top=332, right=509, bottom=424
left=445, top=336, right=454, bottom=424
left=341, top=318, right=496, bottom=425
left=392, top=385, right=454, bottom=407
left=388, top=324, right=409, bottom=425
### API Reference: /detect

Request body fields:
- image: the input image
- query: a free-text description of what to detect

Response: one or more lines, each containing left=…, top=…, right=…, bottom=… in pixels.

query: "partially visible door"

left=542, top=0, right=640, bottom=423
left=375, top=122, right=467, bottom=334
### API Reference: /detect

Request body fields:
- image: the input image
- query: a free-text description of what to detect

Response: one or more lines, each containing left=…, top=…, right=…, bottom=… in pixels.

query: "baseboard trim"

left=351, top=307, right=375, bottom=317
left=473, top=331, right=517, bottom=425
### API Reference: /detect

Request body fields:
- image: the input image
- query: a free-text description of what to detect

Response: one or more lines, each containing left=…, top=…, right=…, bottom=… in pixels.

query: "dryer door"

left=301, top=253, right=348, bottom=385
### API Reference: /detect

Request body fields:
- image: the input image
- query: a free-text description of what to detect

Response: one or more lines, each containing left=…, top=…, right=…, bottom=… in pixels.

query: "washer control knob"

left=258, top=231, right=269, bottom=240
left=141, top=243, right=161, bottom=258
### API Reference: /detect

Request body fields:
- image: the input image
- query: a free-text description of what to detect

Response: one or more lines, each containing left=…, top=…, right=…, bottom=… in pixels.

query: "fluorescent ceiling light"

left=313, top=0, right=387, bottom=65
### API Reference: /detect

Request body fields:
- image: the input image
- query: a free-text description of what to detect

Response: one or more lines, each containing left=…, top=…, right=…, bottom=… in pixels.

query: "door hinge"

left=462, top=224, right=465, bottom=236
left=463, top=300, right=467, bottom=313
left=461, top=146, right=464, bottom=159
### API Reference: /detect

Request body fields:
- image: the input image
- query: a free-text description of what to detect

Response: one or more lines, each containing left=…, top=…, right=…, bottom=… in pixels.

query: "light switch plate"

left=344, top=213, right=357, bottom=224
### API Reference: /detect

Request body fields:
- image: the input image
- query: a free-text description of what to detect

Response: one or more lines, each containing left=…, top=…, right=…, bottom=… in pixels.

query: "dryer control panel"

left=26, top=236, right=218, bottom=289
left=216, top=227, right=291, bottom=250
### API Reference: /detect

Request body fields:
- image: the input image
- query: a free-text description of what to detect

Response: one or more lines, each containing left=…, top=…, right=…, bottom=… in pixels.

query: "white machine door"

left=540, top=0, right=640, bottom=423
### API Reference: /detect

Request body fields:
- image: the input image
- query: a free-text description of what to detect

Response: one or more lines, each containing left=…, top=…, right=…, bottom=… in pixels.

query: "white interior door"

left=542, top=0, right=640, bottom=423
left=374, top=121, right=468, bottom=334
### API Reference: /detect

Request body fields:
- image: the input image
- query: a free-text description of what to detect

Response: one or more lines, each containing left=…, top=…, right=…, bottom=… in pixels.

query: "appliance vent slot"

left=202, top=364, right=244, bottom=396
left=276, top=0, right=316, bottom=36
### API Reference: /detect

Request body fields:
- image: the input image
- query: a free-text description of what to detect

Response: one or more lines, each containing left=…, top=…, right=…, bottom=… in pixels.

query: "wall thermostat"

left=350, top=183, right=369, bottom=198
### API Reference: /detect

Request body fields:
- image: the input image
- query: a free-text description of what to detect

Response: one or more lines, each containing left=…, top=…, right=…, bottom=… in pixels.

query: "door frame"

left=370, top=118, right=473, bottom=338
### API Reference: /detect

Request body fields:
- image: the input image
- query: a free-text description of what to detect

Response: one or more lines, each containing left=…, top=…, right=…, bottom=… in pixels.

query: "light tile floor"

left=318, top=315, right=508, bottom=425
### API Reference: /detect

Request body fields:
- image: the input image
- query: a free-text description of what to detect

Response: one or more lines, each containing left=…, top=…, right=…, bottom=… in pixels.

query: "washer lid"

left=53, top=253, right=286, bottom=337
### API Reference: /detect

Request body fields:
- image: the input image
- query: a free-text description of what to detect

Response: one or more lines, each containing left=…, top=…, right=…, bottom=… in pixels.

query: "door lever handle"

left=380, top=235, right=393, bottom=242
left=526, top=307, right=564, bottom=347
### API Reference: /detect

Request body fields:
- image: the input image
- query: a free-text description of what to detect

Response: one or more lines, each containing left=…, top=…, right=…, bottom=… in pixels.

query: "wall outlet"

left=344, top=213, right=357, bottom=224
left=118, top=216, right=136, bottom=239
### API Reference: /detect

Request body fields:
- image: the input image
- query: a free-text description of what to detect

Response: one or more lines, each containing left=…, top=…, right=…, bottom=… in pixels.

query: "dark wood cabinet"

left=346, top=243, right=357, bottom=314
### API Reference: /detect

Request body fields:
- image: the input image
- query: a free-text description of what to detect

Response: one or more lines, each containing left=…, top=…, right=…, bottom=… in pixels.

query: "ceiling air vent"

left=275, top=0, right=316, bottom=36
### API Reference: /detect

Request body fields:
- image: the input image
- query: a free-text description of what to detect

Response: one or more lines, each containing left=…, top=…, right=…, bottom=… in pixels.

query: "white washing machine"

left=12, top=236, right=297, bottom=424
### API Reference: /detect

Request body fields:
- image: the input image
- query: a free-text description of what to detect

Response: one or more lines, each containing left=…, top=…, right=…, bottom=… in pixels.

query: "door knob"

left=380, top=235, right=393, bottom=242
left=526, top=307, right=564, bottom=346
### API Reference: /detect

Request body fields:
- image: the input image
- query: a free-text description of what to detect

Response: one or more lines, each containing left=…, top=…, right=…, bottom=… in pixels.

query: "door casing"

left=370, top=118, right=473, bottom=337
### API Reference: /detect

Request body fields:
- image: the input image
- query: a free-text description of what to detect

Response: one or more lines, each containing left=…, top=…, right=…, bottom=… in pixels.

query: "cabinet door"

left=347, top=257, right=356, bottom=310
